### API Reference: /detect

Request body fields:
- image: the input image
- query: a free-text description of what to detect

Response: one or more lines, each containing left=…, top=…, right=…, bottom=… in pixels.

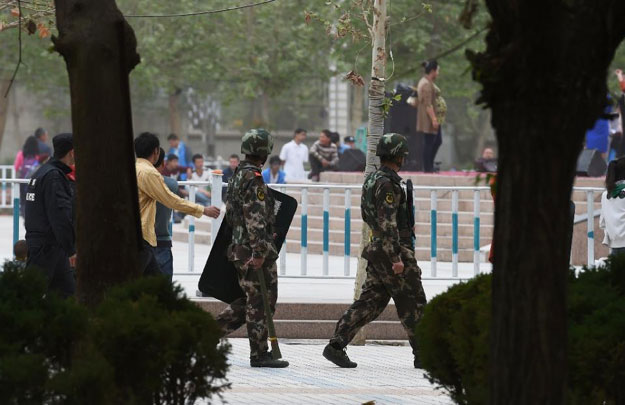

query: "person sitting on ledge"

left=475, top=147, right=498, bottom=173
left=309, top=129, right=339, bottom=182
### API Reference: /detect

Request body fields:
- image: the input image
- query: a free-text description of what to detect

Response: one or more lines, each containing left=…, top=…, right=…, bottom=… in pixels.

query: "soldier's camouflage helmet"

left=376, top=133, right=409, bottom=158
left=241, top=128, right=274, bottom=156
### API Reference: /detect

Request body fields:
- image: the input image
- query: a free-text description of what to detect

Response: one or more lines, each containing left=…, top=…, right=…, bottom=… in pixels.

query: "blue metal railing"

left=2, top=173, right=603, bottom=277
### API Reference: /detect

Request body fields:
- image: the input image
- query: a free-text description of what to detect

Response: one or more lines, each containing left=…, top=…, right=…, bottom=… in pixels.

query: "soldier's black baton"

left=255, top=266, right=282, bottom=359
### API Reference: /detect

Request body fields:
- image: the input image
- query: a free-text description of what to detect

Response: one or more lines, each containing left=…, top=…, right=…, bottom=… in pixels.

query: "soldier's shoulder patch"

left=257, top=188, right=266, bottom=201
left=385, top=192, right=394, bottom=204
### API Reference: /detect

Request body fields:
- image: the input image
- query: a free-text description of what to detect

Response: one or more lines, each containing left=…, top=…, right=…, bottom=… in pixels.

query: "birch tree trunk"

left=352, top=0, right=388, bottom=344
left=53, top=0, right=143, bottom=306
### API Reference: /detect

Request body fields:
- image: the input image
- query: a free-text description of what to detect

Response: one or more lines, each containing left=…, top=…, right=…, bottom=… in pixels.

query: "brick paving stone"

left=209, top=339, right=454, bottom=405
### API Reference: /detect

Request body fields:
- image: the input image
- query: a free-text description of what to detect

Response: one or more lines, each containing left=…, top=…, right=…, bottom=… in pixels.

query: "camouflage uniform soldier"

left=323, top=133, right=427, bottom=368
left=216, top=129, right=289, bottom=368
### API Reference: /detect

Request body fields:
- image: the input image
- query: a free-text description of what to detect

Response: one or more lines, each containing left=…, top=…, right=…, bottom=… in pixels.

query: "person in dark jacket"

left=24, top=133, right=76, bottom=298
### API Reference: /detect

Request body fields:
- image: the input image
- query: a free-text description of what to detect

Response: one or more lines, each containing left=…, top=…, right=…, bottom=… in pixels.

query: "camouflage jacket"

left=361, top=166, right=411, bottom=263
left=226, top=160, right=278, bottom=262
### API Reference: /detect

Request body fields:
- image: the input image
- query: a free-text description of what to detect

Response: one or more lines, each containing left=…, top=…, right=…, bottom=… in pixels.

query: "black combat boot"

left=414, top=355, right=422, bottom=369
left=250, top=352, right=289, bottom=368
left=323, top=344, right=357, bottom=368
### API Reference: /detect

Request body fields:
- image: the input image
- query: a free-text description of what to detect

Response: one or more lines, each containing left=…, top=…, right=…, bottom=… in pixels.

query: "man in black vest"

left=25, top=133, right=76, bottom=297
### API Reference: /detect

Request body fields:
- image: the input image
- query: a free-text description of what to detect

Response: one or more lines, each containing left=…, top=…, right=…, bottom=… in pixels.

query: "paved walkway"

left=1, top=216, right=456, bottom=403
left=213, top=339, right=453, bottom=405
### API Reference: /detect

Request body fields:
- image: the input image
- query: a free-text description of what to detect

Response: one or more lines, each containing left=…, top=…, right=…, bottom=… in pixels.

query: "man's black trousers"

left=27, top=242, right=75, bottom=298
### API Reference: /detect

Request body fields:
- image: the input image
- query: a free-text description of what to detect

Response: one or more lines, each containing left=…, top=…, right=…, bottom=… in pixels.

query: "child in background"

left=4, top=240, right=28, bottom=271
left=600, top=158, right=625, bottom=256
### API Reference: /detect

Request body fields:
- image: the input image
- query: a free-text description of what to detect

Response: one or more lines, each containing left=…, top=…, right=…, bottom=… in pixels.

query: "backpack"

left=18, top=157, right=40, bottom=179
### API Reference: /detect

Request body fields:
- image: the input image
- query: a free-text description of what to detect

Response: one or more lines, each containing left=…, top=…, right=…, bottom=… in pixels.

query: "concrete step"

left=286, top=227, right=361, bottom=244
left=288, top=213, right=491, bottom=232
left=173, top=230, right=212, bottom=245
left=283, top=239, right=482, bottom=260
left=196, top=300, right=407, bottom=340
left=321, top=171, right=604, bottom=189
left=181, top=215, right=494, bottom=239
left=414, top=198, right=494, bottom=213
left=416, top=211, right=494, bottom=225
left=416, top=235, right=492, bottom=249
left=415, top=248, right=477, bottom=262
left=285, top=240, right=361, bottom=256
left=415, top=222, right=494, bottom=237
left=173, top=223, right=493, bottom=251
left=171, top=230, right=482, bottom=262
left=295, top=205, right=360, bottom=218
left=320, top=172, right=483, bottom=186
left=283, top=234, right=489, bottom=253
left=196, top=301, right=400, bottom=321
left=283, top=192, right=362, bottom=206
left=285, top=188, right=494, bottom=202
left=282, top=200, right=494, bottom=217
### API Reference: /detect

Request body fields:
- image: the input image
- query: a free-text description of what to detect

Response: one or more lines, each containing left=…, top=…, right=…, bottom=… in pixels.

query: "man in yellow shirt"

left=134, top=132, right=220, bottom=275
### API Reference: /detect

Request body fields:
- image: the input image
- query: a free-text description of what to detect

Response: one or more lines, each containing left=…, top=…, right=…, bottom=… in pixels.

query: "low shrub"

left=0, top=263, right=230, bottom=405
left=416, top=257, right=625, bottom=405
left=416, top=274, right=490, bottom=405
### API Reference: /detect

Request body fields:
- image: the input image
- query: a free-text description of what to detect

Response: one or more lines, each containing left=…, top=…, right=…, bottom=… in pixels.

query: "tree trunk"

left=53, top=0, right=142, bottom=306
left=0, top=79, right=10, bottom=153
left=260, top=92, right=270, bottom=127
left=352, top=0, right=388, bottom=344
left=473, top=110, right=491, bottom=159
left=168, top=88, right=183, bottom=137
left=468, top=1, right=625, bottom=403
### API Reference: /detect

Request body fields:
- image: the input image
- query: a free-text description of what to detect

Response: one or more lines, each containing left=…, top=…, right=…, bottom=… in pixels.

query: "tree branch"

left=4, top=0, right=22, bottom=98
left=125, top=0, right=276, bottom=19
left=395, top=26, right=487, bottom=79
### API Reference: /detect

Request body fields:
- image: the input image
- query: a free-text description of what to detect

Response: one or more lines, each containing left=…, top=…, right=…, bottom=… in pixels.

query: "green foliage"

left=381, top=93, right=402, bottom=118
left=416, top=258, right=625, bottom=405
left=0, top=0, right=496, bottom=165
left=0, top=264, right=92, bottom=404
left=567, top=255, right=625, bottom=405
left=0, top=264, right=230, bottom=405
left=416, top=273, right=490, bottom=405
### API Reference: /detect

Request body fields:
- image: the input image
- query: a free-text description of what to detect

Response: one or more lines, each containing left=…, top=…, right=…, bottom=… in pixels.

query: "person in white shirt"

left=189, top=154, right=211, bottom=206
left=600, top=157, right=625, bottom=256
left=279, top=128, right=308, bottom=182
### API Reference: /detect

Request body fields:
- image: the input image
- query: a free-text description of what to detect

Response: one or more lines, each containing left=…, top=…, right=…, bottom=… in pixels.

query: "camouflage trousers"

left=330, top=245, right=427, bottom=355
left=216, top=260, right=278, bottom=358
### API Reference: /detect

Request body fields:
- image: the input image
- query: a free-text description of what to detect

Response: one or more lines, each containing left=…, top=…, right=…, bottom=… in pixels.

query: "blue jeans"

left=153, top=246, right=173, bottom=281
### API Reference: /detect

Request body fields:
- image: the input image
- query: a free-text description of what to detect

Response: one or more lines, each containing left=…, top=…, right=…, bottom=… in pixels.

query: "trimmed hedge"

left=0, top=263, right=230, bottom=405
left=416, top=256, right=625, bottom=405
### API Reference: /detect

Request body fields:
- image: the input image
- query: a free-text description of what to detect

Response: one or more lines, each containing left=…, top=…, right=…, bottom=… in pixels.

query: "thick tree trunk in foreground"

left=469, top=1, right=625, bottom=403
left=353, top=0, right=387, bottom=343
left=53, top=0, right=142, bottom=306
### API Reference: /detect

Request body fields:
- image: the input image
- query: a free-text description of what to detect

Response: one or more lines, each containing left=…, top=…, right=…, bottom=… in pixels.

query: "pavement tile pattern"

left=212, top=339, right=453, bottom=405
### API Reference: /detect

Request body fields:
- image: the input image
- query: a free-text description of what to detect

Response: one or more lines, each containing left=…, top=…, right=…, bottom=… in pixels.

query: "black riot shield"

left=198, top=189, right=298, bottom=303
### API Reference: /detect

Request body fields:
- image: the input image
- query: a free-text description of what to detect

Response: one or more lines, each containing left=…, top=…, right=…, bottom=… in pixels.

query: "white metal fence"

left=1, top=173, right=604, bottom=278
left=0, top=166, right=15, bottom=210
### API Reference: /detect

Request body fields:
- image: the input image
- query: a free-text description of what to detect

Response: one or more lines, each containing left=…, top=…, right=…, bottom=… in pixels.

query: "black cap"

left=53, top=133, right=73, bottom=159
left=344, top=136, right=355, bottom=143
